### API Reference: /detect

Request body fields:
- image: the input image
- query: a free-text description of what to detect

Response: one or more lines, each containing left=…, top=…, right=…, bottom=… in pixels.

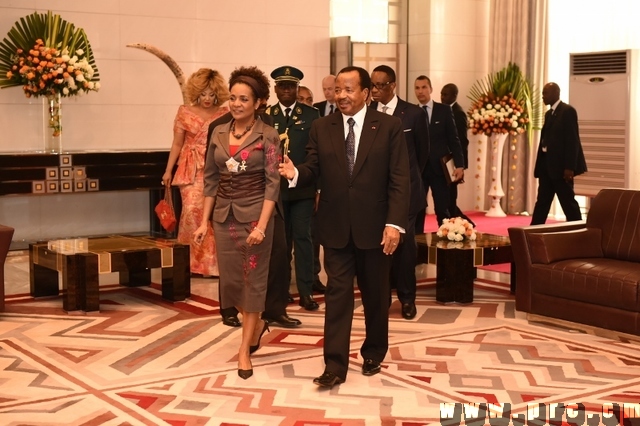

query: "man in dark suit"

left=440, top=83, right=475, bottom=227
left=370, top=65, right=428, bottom=320
left=267, top=66, right=321, bottom=311
left=279, top=66, right=410, bottom=388
left=415, top=75, right=465, bottom=230
left=531, top=82, right=587, bottom=225
left=310, top=75, right=337, bottom=294
left=312, top=74, right=337, bottom=117
left=207, top=111, right=301, bottom=329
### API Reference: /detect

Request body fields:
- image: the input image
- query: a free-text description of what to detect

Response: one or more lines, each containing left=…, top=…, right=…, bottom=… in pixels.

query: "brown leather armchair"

left=509, top=189, right=640, bottom=335
left=0, top=224, right=15, bottom=312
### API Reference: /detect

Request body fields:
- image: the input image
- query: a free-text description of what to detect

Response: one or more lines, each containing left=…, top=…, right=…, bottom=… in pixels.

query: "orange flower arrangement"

left=0, top=11, right=101, bottom=98
left=1, top=11, right=101, bottom=140
left=5, top=38, right=99, bottom=99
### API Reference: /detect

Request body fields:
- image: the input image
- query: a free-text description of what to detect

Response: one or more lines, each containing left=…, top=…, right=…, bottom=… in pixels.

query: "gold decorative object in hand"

left=280, top=128, right=290, bottom=155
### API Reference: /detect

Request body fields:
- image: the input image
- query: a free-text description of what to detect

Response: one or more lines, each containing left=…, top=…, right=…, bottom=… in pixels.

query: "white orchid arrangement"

left=436, top=217, right=477, bottom=242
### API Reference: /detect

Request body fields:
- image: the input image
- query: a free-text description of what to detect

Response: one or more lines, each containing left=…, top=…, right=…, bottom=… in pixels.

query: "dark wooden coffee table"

left=30, top=235, right=190, bottom=312
left=415, top=232, right=513, bottom=304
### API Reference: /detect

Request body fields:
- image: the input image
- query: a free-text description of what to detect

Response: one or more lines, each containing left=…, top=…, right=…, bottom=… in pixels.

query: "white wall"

left=0, top=0, right=330, bottom=242
left=545, top=0, right=640, bottom=218
left=0, top=0, right=331, bottom=152
left=548, top=0, right=640, bottom=98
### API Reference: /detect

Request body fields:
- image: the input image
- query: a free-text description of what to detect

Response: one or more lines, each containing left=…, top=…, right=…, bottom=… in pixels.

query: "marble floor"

left=4, top=250, right=640, bottom=425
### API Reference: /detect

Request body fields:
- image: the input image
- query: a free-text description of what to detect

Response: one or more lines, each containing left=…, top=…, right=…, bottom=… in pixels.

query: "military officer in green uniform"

left=267, top=66, right=321, bottom=311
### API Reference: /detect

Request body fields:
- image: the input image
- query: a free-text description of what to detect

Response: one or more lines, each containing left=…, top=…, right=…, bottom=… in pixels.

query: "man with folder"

left=414, top=75, right=465, bottom=230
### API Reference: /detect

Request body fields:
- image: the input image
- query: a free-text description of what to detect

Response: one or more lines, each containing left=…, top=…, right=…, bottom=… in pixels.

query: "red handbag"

left=155, top=185, right=177, bottom=232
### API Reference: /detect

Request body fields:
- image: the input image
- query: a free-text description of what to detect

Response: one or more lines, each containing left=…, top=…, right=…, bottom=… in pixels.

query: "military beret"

left=271, top=65, right=304, bottom=83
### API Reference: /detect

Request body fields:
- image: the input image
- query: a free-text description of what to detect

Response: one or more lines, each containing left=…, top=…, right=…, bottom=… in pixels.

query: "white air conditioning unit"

left=569, top=49, right=640, bottom=196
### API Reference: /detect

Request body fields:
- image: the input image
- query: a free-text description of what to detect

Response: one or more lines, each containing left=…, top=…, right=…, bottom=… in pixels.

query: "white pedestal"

left=486, top=133, right=507, bottom=217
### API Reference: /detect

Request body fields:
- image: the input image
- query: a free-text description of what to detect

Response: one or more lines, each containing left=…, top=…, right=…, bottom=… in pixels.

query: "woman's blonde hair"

left=185, top=68, right=230, bottom=106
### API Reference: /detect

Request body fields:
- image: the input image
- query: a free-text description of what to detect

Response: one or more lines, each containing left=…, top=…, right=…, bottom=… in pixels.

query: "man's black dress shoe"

left=312, top=280, right=326, bottom=294
left=313, top=371, right=345, bottom=388
left=299, top=295, right=319, bottom=311
left=401, top=302, right=417, bottom=320
left=288, top=294, right=295, bottom=304
left=262, top=314, right=301, bottom=328
left=362, top=359, right=382, bottom=376
left=222, top=315, right=241, bottom=327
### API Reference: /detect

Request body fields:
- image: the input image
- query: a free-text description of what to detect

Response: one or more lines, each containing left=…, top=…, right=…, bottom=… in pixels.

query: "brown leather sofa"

left=508, top=188, right=640, bottom=335
left=0, top=224, right=15, bottom=312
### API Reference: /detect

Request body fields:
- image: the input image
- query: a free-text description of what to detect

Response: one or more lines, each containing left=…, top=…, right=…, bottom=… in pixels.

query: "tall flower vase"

left=486, top=132, right=508, bottom=217
left=43, top=94, right=62, bottom=153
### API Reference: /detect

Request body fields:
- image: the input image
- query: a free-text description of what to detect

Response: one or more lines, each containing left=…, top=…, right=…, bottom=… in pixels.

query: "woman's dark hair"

left=229, top=66, right=270, bottom=101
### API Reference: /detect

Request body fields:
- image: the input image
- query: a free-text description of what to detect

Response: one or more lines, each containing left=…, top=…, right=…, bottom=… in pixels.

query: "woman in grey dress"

left=195, top=66, right=280, bottom=379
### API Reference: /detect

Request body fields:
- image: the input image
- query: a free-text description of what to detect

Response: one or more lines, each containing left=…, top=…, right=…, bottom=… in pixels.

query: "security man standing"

left=267, top=66, right=321, bottom=311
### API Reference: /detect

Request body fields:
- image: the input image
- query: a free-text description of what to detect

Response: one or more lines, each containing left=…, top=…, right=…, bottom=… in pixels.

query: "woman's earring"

left=214, top=95, right=218, bottom=105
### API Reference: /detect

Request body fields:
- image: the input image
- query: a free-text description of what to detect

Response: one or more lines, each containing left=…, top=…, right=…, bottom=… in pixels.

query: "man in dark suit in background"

left=267, top=66, right=321, bottom=311
left=440, top=83, right=475, bottom=227
left=370, top=65, right=428, bottom=320
left=312, top=74, right=337, bottom=117
left=415, top=75, right=465, bottom=230
left=207, top=110, right=301, bottom=329
left=531, top=82, right=587, bottom=225
left=279, top=66, right=410, bottom=388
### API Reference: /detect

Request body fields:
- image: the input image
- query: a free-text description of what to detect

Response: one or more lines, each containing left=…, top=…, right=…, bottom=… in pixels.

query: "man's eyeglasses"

left=371, top=81, right=393, bottom=90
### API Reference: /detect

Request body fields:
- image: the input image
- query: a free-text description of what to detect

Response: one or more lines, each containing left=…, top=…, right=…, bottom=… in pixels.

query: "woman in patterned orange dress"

left=162, top=68, right=229, bottom=276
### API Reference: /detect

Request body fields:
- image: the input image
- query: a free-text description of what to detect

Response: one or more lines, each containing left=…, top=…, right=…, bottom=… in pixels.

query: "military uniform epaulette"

left=266, top=103, right=316, bottom=117
left=297, top=103, right=318, bottom=113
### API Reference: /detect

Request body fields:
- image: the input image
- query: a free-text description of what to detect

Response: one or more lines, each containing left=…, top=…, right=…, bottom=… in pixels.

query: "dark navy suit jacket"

left=370, top=98, right=428, bottom=215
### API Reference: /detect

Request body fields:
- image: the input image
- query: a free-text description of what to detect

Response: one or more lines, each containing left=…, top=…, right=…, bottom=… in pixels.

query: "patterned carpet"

left=2, top=269, right=640, bottom=425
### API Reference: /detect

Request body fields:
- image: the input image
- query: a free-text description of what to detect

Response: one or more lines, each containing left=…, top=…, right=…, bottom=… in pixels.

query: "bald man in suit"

left=313, top=74, right=337, bottom=117
left=531, top=82, right=587, bottom=225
